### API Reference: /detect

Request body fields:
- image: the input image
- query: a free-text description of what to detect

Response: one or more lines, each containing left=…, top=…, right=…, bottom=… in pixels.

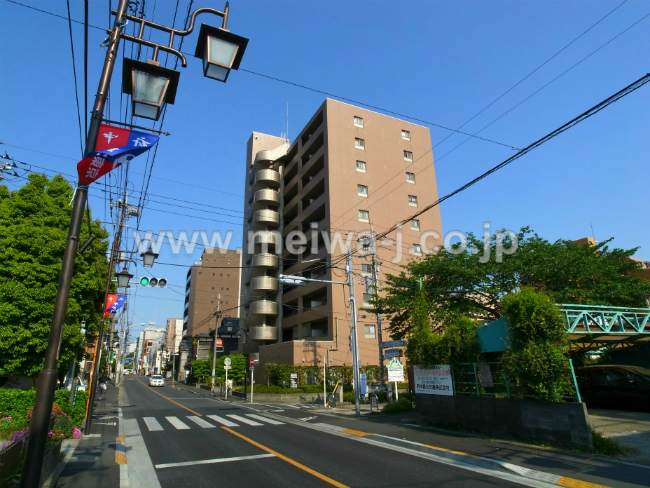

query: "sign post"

left=249, top=357, right=255, bottom=403
left=387, top=359, right=404, bottom=401
left=224, top=357, right=231, bottom=400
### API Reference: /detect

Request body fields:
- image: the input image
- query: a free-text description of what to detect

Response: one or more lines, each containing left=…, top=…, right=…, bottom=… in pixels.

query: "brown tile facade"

left=184, top=248, right=241, bottom=338
left=240, top=99, right=443, bottom=372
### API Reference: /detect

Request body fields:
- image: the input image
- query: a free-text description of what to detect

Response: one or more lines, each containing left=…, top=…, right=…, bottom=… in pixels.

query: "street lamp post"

left=21, top=2, right=247, bottom=485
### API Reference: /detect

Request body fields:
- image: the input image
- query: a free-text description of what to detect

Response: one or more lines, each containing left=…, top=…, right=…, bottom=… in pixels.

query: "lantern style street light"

left=122, top=59, right=180, bottom=121
left=195, top=24, right=248, bottom=82
left=140, top=247, right=159, bottom=268
left=115, top=267, right=134, bottom=288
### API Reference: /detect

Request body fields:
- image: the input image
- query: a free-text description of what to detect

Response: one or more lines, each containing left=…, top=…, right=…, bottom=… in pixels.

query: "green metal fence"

left=452, top=361, right=581, bottom=402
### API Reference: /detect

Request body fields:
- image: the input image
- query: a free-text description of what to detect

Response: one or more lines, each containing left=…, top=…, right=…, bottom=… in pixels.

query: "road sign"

left=224, top=365, right=231, bottom=370
left=216, top=338, right=223, bottom=347
left=250, top=358, right=255, bottom=367
left=384, top=348, right=400, bottom=359
left=380, top=340, right=406, bottom=348
left=224, top=357, right=231, bottom=366
left=387, top=359, right=404, bottom=382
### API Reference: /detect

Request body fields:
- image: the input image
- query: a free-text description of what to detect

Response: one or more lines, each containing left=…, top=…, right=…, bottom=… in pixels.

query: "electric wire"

left=65, top=0, right=84, bottom=156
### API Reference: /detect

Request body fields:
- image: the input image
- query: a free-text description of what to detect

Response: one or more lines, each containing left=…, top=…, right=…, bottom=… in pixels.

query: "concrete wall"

left=416, top=394, right=593, bottom=450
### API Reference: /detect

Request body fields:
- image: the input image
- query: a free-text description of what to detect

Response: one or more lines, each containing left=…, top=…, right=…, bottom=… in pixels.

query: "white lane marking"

left=166, top=416, right=190, bottom=430
left=206, top=415, right=239, bottom=427
left=245, top=414, right=284, bottom=425
left=143, top=417, right=164, bottom=432
left=226, top=414, right=263, bottom=426
left=186, top=416, right=216, bottom=428
left=125, top=418, right=162, bottom=488
left=156, top=453, right=275, bottom=469
left=281, top=404, right=300, bottom=409
left=298, top=416, right=317, bottom=422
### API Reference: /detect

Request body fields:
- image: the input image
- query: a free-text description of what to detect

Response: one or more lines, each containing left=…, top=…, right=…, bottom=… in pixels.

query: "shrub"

left=343, top=392, right=355, bottom=403
left=381, top=398, right=413, bottom=415
left=53, top=414, right=74, bottom=438
left=501, top=288, right=572, bottom=401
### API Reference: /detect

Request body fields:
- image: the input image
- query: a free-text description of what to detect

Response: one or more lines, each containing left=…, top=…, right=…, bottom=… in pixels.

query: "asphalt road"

left=121, top=376, right=533, bottom=488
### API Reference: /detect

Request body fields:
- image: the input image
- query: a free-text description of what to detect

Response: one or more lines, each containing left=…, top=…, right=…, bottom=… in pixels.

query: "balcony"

left=251, top=231, right=280, bottom=247
left=254, top=169, right=281, bottom=189
left=250, top=326, right=278, bottom=341
left=252, top=276, right=279, bottom=294
left=253, top=209, right=280, bottom=227
left=254, top=189, right=280, bottom=207
left=253, top=253, right=279, bottom=268
left=250, top=300, right=278, bottom=315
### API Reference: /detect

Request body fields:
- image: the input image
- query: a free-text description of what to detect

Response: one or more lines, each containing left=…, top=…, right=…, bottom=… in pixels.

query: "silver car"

left=149, top=375, right=165, bottom=387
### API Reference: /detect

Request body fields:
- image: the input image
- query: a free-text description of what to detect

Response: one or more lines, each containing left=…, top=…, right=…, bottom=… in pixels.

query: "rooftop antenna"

left=589, top=221, right=598, bottom=244
left=286, top=97, right=289, bottom=142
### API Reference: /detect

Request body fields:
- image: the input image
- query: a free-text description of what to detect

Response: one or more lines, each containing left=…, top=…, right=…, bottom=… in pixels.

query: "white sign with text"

left=413, top=365, right=454, bottom=396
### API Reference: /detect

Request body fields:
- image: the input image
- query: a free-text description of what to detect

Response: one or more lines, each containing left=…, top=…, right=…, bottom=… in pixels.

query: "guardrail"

left=559, top=304, right=650, bottom=335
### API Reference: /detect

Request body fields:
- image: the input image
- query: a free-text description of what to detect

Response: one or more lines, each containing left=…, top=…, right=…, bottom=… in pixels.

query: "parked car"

left=575, top=365, right=650, bottom=411
left=149, top=375, right=165, bottom=387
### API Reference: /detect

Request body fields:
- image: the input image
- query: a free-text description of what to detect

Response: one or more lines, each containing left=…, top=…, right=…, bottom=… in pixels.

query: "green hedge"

left=0, top=389, right=87, bottom=428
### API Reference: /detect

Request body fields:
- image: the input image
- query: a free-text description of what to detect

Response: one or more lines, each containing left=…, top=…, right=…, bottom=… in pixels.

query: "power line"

left=373, top=72, right=650, bottom=243
left=65, top=0, right=83, bottom=156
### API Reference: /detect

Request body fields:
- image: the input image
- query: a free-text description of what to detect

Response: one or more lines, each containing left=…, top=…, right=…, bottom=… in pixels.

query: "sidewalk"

left=53, top=383, right=121, bottom=488
left=301, top=403, right=650, bottom=488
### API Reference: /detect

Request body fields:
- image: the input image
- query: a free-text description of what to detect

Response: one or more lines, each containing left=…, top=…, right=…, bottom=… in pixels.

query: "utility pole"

left=115, top=309, right=126, bottom=385
left=364, top=232, right=385, bottom=390
left=347, top=247, right=361, bottom=419
left=210, top=294, right=221, bottom=397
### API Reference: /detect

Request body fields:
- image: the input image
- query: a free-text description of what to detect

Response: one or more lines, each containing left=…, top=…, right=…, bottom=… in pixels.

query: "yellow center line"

left=556, top=477, right=608, bottom=488
left=221, top=426, right=349, bottom=488
left=342, top=428, right=371, bottom=437
left=137, top=377, right=203, bottom=416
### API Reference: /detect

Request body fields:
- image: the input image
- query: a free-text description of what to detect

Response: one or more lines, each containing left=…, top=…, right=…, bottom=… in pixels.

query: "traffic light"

left=139, top=277, right=167, bottom=287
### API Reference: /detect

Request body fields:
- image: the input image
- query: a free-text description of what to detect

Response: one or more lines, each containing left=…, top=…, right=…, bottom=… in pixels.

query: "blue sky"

left=1, top=0, right=648, bottom=338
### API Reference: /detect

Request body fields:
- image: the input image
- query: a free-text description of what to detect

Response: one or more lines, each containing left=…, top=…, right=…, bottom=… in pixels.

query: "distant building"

left=184, top=248, right=241, bottom=339
left=166, top=318, right=183, bottom=355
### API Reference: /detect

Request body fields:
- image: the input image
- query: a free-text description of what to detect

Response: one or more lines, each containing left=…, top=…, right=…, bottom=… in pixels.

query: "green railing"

left=559, top=304, right=650, bottom=335
left=452, top=361, right=581, bottom=402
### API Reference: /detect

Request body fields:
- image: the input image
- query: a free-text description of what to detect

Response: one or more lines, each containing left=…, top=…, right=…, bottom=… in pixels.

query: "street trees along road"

left=371, top=227, right=650, bottom=340
left=0, top=174, right=109, bottom=378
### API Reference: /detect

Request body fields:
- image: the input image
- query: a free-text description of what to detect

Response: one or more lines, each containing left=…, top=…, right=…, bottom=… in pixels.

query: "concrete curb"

left=41, top=439, right=80, bottom=488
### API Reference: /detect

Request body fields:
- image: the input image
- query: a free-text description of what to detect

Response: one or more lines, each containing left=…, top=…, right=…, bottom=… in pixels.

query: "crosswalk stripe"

left=227, top=414, right=263, bottom=426
left=166, top=416, right=191, bottom=430
left=245, top=414, right=284, bottom=425
left=206, top=415, right=239, bottom=427
left=143, top=417, right=163, bottom=431
left=281, top=404, right=300, bottom=409
left=187, top=416, right=216, bottom=428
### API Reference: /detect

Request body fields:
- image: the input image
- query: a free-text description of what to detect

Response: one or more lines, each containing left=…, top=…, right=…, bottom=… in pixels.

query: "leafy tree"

left=372, top=227, right=650, bottom=339
left=500, top=289, right=572, bottom=401
left=0, top=174, right=109, bottom=378
left=191, top=360, right=211, bottom=382
left=214, top=354, right=246, bottom=383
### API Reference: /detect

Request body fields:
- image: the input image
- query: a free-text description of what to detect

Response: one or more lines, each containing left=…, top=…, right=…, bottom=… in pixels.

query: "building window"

left=361, top=264, right=372, bottom=275
left=363, top=293, right=373, bottom=306
left=406, top=172, right=415, bottom=183
left=355, top=138, right=365, bottom=150
left=413, top=244, right=422, bottom=255
left=357, top=184, right=368, bottom=197
left=359, top=210, right=369, bottom=222
left=411, top=219, right=420, bottom=230
left=356, top=160, right=366, bottom=172
left=354, top=116, right=364, bottom=128
left=364, top=324, right=376, bottom=339
left=408, top=195, right=418, bottom=207
left=404, top=150, right=413, bottom=161
left=402, top=130, right=411, bottom=141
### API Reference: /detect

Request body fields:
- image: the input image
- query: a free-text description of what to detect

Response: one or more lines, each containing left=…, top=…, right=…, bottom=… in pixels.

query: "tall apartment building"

left=183, top=248, right=241, bottom=338
left=240, top=99, right=442, bottom=371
